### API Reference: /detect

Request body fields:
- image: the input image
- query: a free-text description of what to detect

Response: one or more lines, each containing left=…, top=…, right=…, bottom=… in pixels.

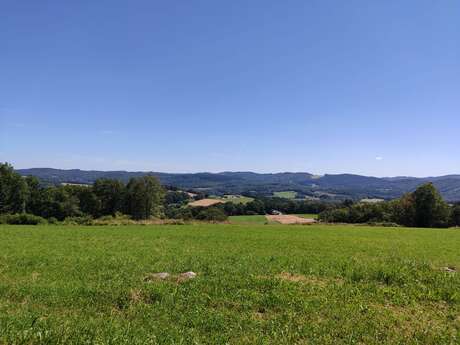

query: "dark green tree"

left=38, top=187, right=81, bottom=220
left=245, top=200, right=265, bottom=215
left=0, top=163, right=29, bottom=214
left=164, top=190, right=190, bottom=206
left=125, top=176, right=165, bottom=219
left=196, top=207, right=228, bottom=222
left=93, top=179, right=125, bottom=216
left=390, top=193, right=416, bottom=227
left=25, top=176, right=43, bottom=215
left=413, top=183, right=450, bottom=228
left=450, top=205, right=460, bottom=227
left=72, top=186, right=101, bottom=217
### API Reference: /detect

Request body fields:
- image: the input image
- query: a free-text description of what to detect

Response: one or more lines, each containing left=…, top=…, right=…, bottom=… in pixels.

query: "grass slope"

left=1, top=224, right=460, bottom=344
left=219, top=196, right=254, bottom=204
left=273, top=191, right=297, bottom=199
left=228, top=215, right=268, bottom=224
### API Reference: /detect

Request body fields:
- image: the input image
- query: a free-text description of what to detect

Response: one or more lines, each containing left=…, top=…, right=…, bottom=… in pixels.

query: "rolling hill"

left=16, top=168, right=460, bottom=202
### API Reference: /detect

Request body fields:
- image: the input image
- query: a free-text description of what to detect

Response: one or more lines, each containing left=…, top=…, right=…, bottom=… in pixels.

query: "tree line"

left=319, top=183, right=460, bottom=228
left=2, top=162, right=460, bottom=228
left=167, top=184, right=460, bottom=228
left=0, top=163, right=164, bottom=222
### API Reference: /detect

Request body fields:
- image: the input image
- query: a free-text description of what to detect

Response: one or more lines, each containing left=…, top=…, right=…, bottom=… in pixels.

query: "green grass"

left=273, top=191, right=297, bottom=199
left=208, top=195, right=254, bottom=205
left=1, top=224, right=460, bottom=344
left=292, top=213, right=319, bottom=219
left=228, top=215, right=268, bottom=224
left=220, top=195, right=254, bottom=204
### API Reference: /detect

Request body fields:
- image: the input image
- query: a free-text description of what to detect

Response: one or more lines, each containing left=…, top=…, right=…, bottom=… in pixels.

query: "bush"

left=0, top=213, right=47, bottom=225
left=63, top=216, right=93, bottom=225
left=92, top=213, right=134, bottom=226
left=164, top=206, right=193, bottom=220
left=196, top=207, right=228, bottom=222
left=47, top=217, right=59, bottom=225
left=367, top=222, right=401, bottom=227
left=319, top=208, right=351, bottom=223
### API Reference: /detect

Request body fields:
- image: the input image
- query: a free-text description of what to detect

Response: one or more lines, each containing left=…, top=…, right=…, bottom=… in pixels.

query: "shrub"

left=47, top=217, right=59, bottom=225
left=92, top=213, right=134, bottom=226
left=196, top=207, right=228, bottom=222
left=167, top=207, right=193, bottom=220
left=367, top=222, right=401, bottom=227
left=63, top=216, right=93, bottom=225
left=0, top=213, right=47, bottom=225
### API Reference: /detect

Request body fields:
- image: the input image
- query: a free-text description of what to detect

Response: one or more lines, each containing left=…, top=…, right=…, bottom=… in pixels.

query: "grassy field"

left=229, top=214, right=318, bottom=225
left=1, top=224, right=460, bottom=344
left=228, top=215, right=268, bottom=224
left=208, top=195, right=254, bottom=205
left=220, top=195, right=254, bottom=204
left=273, top=191, right=297, bottom=199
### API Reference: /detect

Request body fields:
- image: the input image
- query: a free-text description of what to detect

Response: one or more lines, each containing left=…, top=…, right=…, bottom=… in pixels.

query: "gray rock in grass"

left=145, top=272, right=170, bottom=281
left=179, top=271, right=197, bottom=280
left=442, top=266, right=456, bottom=273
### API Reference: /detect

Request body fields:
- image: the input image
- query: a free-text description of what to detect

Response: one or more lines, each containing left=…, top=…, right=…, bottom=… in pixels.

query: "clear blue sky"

left=1, top=0, right=459, bottom=177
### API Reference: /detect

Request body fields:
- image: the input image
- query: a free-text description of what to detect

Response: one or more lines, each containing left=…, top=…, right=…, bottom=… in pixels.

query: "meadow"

left=273, top=191, right=297, bottom=199
left=220, top=195, right=254, bottom=204
left=229, top=214, right=318, bottom=225
left=1, top=224, right=459, bottom=344
left=229, top=215, right=269, bottom=224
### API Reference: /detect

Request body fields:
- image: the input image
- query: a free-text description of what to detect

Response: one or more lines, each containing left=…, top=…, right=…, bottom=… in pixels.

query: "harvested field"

left=266, top=214, right=317, bottom=224
left=188, top=198, right=224, bottom=207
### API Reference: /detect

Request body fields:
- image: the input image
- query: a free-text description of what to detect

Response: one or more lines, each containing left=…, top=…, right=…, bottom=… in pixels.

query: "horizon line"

left=13, top=165, right=460, bottom=180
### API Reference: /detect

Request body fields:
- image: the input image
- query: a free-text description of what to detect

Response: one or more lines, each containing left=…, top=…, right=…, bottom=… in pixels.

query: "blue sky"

left=1, top=0, right=459, bottom=176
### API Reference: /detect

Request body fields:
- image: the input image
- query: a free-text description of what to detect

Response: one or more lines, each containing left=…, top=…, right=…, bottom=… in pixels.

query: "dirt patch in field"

left=266, top=214, right=316, bottom=224
left=188, top=199, right=224, bottom=207
left=129, top=289, right=144, bottom=304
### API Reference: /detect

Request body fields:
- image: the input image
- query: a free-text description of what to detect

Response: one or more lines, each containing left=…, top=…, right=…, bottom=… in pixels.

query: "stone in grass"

left=441, top=266, right=457, bottom=273
left=144, top=272, right=170, bottom=282
left=178, top=271, right=197, bottom=281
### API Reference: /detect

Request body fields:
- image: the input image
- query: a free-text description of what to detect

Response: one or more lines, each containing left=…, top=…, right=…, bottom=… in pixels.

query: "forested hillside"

left=16, top=168, right=460, bottom=202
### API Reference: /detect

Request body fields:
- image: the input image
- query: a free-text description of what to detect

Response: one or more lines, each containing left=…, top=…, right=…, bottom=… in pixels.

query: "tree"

left=25, top=176, right=43, bottom=215
left=196, top=207, right=227, bottom=222
left=164, top=191, right=190, bottom=206
left=74, top=187, right=101, bottom=217
left=391, top=193, right=416, bottom=227
left=450, top=205, right=460, bottom=227
left=125, top=176, right=165, bottom=219
left=245, top=200, right=265, bottom=215
left=0, top=163, right=29, bottom=214
left=93, top=179, right=125, bottom=216
left=38, top=187, right=81, bottom=220
left=413, top=183, right=450, bottom=228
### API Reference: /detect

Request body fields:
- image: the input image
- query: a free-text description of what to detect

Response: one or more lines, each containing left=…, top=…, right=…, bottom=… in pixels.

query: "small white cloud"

left=375, top=156, right=383, bottom=161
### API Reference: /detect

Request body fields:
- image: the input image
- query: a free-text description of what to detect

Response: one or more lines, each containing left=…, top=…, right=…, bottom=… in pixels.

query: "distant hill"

left=16, top=168, right=460, bottom=202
